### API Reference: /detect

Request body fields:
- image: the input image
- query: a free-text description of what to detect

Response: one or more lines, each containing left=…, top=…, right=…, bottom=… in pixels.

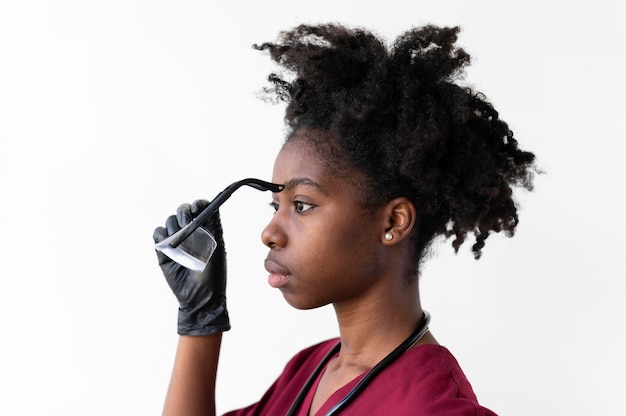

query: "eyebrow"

left=283, top=177, right=329, bottom=195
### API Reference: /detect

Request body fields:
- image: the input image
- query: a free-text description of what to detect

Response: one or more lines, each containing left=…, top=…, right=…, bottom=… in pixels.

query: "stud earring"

left=384, top=232, right=393, bottom=241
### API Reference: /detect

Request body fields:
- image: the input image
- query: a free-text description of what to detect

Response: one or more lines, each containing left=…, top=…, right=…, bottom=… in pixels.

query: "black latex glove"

left=153, top=200, right=230, bottom=336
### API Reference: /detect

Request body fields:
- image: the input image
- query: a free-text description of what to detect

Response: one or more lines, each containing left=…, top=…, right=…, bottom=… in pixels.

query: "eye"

left=269, top=202, right=279, bottom=213
left=294, top=200, right=315, bottom=213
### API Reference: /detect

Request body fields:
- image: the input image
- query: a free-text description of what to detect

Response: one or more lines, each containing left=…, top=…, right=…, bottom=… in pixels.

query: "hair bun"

left=390, top=26, right=470, bottom=83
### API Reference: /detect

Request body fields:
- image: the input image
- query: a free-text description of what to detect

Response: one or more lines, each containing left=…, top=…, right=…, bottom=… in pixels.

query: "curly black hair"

left=254, top=23, right=536, bottom=261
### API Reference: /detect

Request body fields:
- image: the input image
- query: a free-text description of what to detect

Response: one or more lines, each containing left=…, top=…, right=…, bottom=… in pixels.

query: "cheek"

left=289, top=221, right=342, bottom=277
left=316, top=220, right=379, bottom=275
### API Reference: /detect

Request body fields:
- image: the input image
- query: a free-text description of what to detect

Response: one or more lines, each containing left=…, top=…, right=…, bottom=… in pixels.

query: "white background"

left=1, top=1, right=624, bottom=415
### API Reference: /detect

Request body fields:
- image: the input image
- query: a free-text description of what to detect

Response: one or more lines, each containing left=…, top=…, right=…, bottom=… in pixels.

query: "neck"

left=332, top=276, right=426, bottom=370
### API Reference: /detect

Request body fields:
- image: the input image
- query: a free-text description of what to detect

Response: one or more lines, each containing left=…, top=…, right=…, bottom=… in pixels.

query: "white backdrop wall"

left=1, top=1, right=624, bottom=415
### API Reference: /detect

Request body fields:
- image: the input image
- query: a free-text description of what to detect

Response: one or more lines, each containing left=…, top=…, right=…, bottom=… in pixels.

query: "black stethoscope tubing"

left=285, top=311, right=431, bottom=416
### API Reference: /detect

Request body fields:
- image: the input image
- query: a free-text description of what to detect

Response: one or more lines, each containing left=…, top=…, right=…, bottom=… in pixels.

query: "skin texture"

left=262, top=136, right=437, bottom=414
left=162, top=333, right=222, bottom=416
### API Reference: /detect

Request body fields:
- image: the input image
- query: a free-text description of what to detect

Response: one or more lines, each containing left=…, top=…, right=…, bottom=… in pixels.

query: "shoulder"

left=346, top=344, right=498, bottom=416
left=396, top=344, right=497, bottom=415
left=404, top=344, right=479, bottom=398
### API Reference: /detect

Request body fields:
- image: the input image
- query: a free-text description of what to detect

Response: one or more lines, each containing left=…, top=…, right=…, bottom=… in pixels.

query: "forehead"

left=272, top=139, right=356, bottom=196
left=272, top=140, right=329, bottom=183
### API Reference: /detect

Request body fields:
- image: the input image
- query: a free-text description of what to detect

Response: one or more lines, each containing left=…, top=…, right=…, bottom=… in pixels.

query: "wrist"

left=177, top=301, right=230, bottom=336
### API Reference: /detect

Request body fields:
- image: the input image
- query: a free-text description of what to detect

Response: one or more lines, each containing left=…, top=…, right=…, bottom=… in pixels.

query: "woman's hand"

left=153, top=200, right=230, bottom=336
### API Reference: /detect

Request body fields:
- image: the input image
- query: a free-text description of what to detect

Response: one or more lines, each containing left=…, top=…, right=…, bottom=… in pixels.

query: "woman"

left=154, top=23, right=536, bottom=415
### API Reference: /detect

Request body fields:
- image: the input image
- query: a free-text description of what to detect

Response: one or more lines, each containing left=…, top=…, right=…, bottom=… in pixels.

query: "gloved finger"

left=191, top=199, right=221, bottom=229
left=176, top=202, right=193, bottom=227
left=191, top=199, right=210, bottom=217
left=153, top=226, right=174, bottom=265
left=153, top=226, right=168, bottom=243
left=165, top=214, right=182, bottom=235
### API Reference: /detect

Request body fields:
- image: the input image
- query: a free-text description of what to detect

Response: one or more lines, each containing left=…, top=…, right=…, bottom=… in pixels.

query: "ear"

left=380, top=197, right=417, bottom=245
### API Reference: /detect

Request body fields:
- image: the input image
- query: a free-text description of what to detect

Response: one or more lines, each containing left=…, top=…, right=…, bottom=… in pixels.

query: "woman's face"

left=261, top=137, right=388, bottom=310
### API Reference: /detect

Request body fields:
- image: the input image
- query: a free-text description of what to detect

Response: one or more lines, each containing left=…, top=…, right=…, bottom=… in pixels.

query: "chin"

left=282, top=292, right=329, bottom=311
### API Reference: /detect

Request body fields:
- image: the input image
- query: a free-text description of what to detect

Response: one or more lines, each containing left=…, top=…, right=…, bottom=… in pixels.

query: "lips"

left=264, top=258, right=293, bottom=288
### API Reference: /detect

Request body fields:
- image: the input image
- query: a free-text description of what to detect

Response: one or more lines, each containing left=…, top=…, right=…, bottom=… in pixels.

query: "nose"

left=261, top=213, right=287, bottom=249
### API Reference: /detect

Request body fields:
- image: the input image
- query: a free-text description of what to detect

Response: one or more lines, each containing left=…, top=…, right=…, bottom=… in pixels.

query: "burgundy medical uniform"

left=224, top=339, right=497, bottom=415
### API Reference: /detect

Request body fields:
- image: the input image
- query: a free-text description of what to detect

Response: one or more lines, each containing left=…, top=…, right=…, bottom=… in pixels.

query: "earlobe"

left=382, top=197, right=416, bottom=244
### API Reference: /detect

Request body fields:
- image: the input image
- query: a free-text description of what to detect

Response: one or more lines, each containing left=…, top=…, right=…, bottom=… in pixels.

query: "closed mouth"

left=264, top=258, right=290, bottom=276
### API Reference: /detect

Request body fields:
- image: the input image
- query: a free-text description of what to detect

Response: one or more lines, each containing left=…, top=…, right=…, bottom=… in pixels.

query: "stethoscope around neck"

left=285, top=311, right=431, bottom=416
